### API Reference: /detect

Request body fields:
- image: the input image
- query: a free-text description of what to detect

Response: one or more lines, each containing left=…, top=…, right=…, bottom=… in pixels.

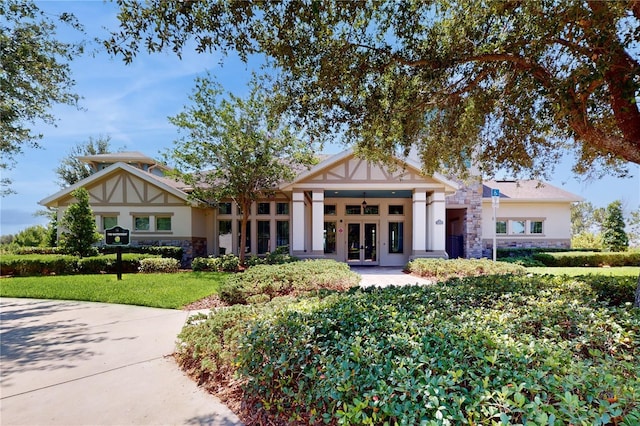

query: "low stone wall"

left=481, top=239, right=571, bottom=258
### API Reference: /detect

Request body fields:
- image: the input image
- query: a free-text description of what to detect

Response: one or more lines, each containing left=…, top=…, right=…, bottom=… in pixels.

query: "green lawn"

left=0, top=272, right=227, bottom=309
left=528, top=266, right=640, bottom=276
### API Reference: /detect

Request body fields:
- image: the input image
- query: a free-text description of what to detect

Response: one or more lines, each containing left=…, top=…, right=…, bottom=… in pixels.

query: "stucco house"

left=40, top=151, right=582, bottom=266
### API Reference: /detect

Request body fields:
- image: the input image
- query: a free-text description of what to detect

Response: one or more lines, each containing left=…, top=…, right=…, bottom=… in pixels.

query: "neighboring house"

left=39, top=151, right=582, bottom=266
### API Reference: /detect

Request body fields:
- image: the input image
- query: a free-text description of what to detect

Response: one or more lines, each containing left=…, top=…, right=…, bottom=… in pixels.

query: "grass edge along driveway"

left=0, top=272, right=227, bottom=309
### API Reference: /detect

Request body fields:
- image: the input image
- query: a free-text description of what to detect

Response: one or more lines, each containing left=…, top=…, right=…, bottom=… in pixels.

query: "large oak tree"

left=105, top=0, right=640, bottom=302
left=1, top=0, right=82, bottom=195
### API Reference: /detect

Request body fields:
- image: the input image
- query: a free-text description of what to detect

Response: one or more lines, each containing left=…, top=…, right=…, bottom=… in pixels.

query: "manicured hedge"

left=234, top=275, right=639, bottom=424
left=497, top=247, right=600, bottom=258
left=533, top=251, right=640, bottom=267
left=0, top=253, right=160, bottom=276
left=219, top=259, right=360, bottom=305
left=0, top=254, right=78, bottom=276
left=405, top=258, right=526, bottom=282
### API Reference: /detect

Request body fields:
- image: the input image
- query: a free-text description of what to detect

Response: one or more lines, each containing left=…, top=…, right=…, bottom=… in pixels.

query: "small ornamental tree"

left=166, top=75, right=316, bottom=265
left=601, top=200, right=629, bottom=252
left=59, top=187, right=101, bottom=257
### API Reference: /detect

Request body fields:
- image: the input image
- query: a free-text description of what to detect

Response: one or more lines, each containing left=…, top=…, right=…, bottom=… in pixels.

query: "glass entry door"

left=347, top=222, right=378, bottom=264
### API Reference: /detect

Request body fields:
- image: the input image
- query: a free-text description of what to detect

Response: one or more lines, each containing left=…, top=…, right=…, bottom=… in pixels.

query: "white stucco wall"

left=481, top=201, right=572, bottom=242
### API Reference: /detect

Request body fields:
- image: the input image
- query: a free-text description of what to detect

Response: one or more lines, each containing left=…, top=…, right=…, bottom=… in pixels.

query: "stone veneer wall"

left=445, top=178, right=484, bottom=259
left=132, top=237, right=207, bottom=268
left=481, top=239, right=571, bottom=258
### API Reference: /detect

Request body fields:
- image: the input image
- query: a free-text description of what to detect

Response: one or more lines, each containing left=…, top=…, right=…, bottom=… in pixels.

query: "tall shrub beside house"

left=602, top=200, right=629, bottom=252
left=59, top=187, right=101, bottom=257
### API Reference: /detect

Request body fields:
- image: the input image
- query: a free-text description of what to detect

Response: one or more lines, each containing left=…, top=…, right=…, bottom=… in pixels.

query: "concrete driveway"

left=0, top=298, right=242, bottom=426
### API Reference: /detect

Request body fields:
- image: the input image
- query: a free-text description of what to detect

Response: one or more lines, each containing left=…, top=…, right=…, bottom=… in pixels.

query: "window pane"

left=257, top=220, right=270, bottom=254
left=511, top=220, right=526, bottom=234
left=389, top=205, right=404, bottom=215
left=345, top=205, right=361, bottom=215
left=276, top=202, right=289, bottom=215
left=324, top=205, right=336, bottom=215
left=156, top=217, right=172, bottom=231
left=389, top=222, right=404, bottom=253
left=218, top=220, right=232, bottom=255
left=218, top=202, right=232, bottom=215
left=102, top=216, right=117, bottom=230
left=257, top=202, right=270, bottom=215
left=530, top=221, right=543, bottom=234
left=324, top=221, right=336, bottom=254
left=276, top=221, right=289, bottom=248
left=134, top=216, right=149, bottom=231
left=496, top=221, right=507, bottom=234
left=364, top=205, right=379, bottom=215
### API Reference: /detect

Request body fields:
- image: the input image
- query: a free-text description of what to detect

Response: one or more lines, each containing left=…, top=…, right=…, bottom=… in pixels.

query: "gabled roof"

left=76, top=151, right=170, bottom=171
left=482, top=180, right=583, bottom=202
left=281, top=149, right=460, bottom=192
left=39, top=162, right=192, bottom=207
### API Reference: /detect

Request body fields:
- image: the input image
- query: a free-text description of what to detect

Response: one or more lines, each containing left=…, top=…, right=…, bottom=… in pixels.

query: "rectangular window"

left=530, top=221, right=543, bottom=234
left=156, top=216, right=172, bottom=231
left=238, top=220, right=251, bottom=253
left=324, top=221, right=337, bottom=254
left=496, top=220, right=507, bottom=234
left=324, top=205, right=336, bottom=215
left=389, top=205, right=404, bottom=215
left=345, top=205, right=361, bottom=215
left=257, top=220, right=270, bottom=254
left=218, top=220, right=232, bottom=255
left=511, top=220, right=526, bottom=234
left=276, top=221, right=289, bottom=248
left=102, top=216, right=117, bottom=230
left=276, top=202, right=289, bottom=215
left=134, top=216, right=150, bottom=231
left=218, top=202, right=232, bottom=215
left=389, top=222, right=404, bottom=254
left=257, top=202, right=270, bottom=215
left=363, top=205, right=379, bottom=215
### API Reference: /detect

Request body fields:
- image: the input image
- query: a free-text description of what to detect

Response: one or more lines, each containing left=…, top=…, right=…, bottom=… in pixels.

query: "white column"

left=412, top=190, right=427, bottom=256
left=428, top=191, right=447, bottom=256
left=311, top=190, right=324, bottom=255
left=292, top=191, right=306, bottom=254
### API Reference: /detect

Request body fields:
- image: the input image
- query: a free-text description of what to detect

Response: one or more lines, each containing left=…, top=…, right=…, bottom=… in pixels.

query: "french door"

left=346, top=222, right=378, bottom=265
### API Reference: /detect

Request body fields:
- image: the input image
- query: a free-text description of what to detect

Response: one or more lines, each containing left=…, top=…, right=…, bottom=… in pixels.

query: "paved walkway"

left=0, top=298, right=242, bottom=426
left=0, top=269, right=425, bottom=425
left=352, top=266, right=433, bottom=288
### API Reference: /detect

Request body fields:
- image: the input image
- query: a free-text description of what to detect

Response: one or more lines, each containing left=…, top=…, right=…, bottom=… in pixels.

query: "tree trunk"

left=635, top=272, right=640, bottom=308
left=239, top=201, right=250, bottom=266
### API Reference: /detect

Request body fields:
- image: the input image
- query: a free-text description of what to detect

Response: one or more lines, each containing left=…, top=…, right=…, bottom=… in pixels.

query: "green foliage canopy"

left=602, top=200, right=630, bottom=252
left=1, top=0, right=82, bottom=194
left=59, top=187, right=101, bottom=257
left=107, top=0, right=640, bottom=180
left=165, top=75, right=316, bottom=264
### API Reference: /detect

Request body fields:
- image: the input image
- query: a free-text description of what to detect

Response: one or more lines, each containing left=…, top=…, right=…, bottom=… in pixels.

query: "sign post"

left=105, top=226, right=130, bottom=280
left=491, top=189, right=500, bottom=262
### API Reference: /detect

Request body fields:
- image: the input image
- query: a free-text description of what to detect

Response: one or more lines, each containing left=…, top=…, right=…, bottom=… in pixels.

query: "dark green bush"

left=77, top=254, right=157, bottom=274
left=578, top=275, right=638, bottom=306
left=500, top=256, right=546, bottom=267
left=405, top=258, right=526, bottom=282
left=233, top=275, right=640, bottom=425
left=497, top=247, right=600, bottom=258
left=218, top=259, right=360, bottom=305
left=246, top=246, right=299, bottom=267
left=533, top=251, right=640, bottom=267
left=138, top=258, right=180, bottom=273
left=99, top=245, right=183, bottom=260
left=0, top=254, right=77, bottom=276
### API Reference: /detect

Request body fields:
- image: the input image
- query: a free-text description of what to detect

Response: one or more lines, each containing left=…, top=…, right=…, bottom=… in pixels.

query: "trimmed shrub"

left=191, top=254, right=241, bottom=272
left=497, top=247, right=600, bottom=258
left=0, top=254, right=77, bottom=276
left=99, top=245, right=183, bottom=261
left=219, top=260, right=360, bottom=305
left=138, top=258, right=180, bottom=273
left=77, top=254, right=157, bottom=274
left=533, top=251, right=640, bottom=267
left=405, top=258, right=526, bottom=282
left=233, top=275, right=640, bottom=425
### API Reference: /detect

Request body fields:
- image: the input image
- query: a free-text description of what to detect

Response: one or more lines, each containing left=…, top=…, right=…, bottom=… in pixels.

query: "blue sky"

left=1, top=1, right=639, bottom=236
